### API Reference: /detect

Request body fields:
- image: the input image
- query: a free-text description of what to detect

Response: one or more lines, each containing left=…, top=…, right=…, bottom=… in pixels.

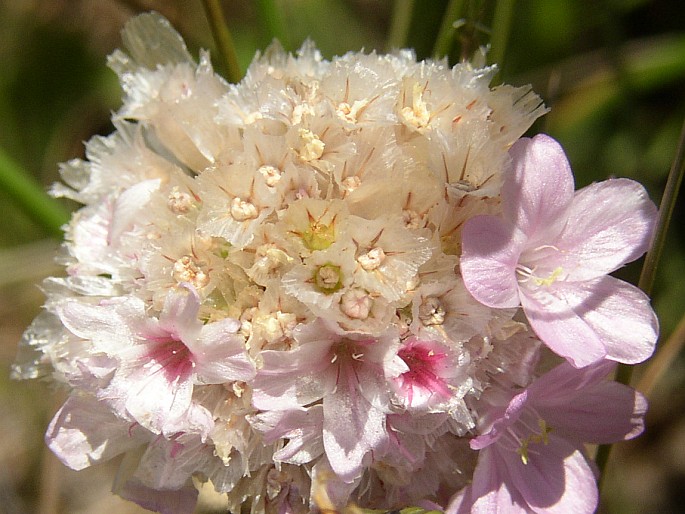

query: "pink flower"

left=250, top=405, right=325, bottom=465
left=46, top=396, right=198, bottom=514
left=46, top=395, right=150, bottom=471
left=392, top=337, right=471, bottom=415
left=57, top=285, right=255, bottom=437
left=446, top=360, right=647, bottom=514
left=112, top=432, right=236, bottom=514
left=460, top=134, right=658, bottom=367
left=252, top=319, right=405, bottom=482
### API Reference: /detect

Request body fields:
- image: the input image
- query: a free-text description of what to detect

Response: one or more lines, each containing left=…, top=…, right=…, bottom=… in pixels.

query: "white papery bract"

left=14, top=12, right=654, bottom=514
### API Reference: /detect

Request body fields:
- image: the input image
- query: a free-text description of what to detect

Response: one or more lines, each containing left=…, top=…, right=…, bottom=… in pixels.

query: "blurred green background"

left=0, top=1, right=684, bottom=513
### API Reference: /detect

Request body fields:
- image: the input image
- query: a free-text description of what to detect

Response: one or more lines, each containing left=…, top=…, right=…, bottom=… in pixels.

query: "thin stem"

left=593, top=425, right=613, bottom=489
left=637, top=311, right=685, bottom=398
left=488, top=0, right=516, bottom=74
left=638, top=116, right=685, bottom=298
left=0, top=147, right=69, bottom=238
left=597, top=115, right=685, bottom=486
left=255, top=0, right=290, bottom=49
left=620, top=114, right=685, bottom=387
left=432, top=0, right=465, bottom=59
left=200, top=0, right=242, bottom=83
left=386, top=0, right=415, bottom=51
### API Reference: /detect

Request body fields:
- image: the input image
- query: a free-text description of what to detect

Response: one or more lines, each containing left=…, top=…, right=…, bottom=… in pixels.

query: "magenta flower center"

left=398, top=342, right=450, bottom=402
left=145, top=337, right=194, bottom=381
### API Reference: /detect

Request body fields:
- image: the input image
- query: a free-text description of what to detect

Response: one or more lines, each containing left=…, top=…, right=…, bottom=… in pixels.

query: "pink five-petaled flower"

left=460, top=134, right=658, bottom=367
left=446, top=360, right=647, bottom=514
left=56, top=284, right=255, bottom=438
left=252, top=318, right=405, bottom=482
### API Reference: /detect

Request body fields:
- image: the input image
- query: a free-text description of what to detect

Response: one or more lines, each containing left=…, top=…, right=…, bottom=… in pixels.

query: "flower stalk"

left=255, top=0, right=290, bottom=50
left=432, top=0, right=465, bottom=59
left=488, top=0, right=516, bottom=73
left=387, top=0, right=415, bottom=50
left=0, top=146, right=69, bottom=238
left=200, top=0, right=242, bottom=83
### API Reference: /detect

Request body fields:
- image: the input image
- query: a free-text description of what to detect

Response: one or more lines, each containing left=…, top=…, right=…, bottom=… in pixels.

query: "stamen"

left=230, top=197, right=258, bottom=221
left=297, top=128, right=325, bottom=161
left=516, top=263, right=565, bottom=287
left=400, top=82, right=431, bottom=131
left=258, top=165, right=282, bottom=187
left=516, top=417, right=553, bottom=465
left=357, top=247, right=386, bottom=271
left=172, top=255, right=210, bottom=289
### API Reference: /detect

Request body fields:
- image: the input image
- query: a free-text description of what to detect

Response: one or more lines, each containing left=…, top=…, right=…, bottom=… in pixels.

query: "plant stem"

left=489, top=0, right=516, bottom=74
left=432, top=0, right=465, bottom=59
left=637, top=311, right=685, bottom=398
left=200, top=0, right=243, bottom=83
left=638, top=116, right=685, bottom=299
left=256, top=0, right=289, bottom=49
left=0, top=147, right=69, bottom=239
left=596, top=115, right=685, bottom=487
left=387, top=0, right=415, bottom=51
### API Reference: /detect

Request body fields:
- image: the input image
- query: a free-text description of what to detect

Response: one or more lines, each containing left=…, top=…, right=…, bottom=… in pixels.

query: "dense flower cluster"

left=15, top=13, right=658, bottom=514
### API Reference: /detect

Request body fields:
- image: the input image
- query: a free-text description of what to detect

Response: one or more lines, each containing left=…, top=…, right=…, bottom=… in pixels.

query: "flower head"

left=14, top=12, right=654, bottom=514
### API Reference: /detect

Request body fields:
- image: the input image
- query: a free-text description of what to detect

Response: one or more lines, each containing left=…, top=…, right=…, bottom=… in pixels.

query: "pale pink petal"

left=113, top=365, right=197, bottom=435
left=576, top=276, right=658, bottom=364
left=460, top=216, right=523, bottom=309
left=323, top=362, right=388, bottom=482
left=193, top=319, right=255, bottom=383
left=112, top=435, right=203, bottom=512
left=469, top=448, right=528, bottom=514
left=157, top=285, right=202, bottom=342
left=504, top=135, right=574, bottom=246
left=553, top=178, right=657, bottom=280
left=58, top=297, right=144, bottom=355
left=46, top=396, right=146, bottom=470
left=539, top=381, right=646, bottom=443
left=470, top=392, right=527, bottom=451
left=525, top=359, right=616, bottom=399
left=520, top=272, right=656, bottom=367
left=252, top=342, right=335, bottom=410
left=446, top=486, right=501, bottom=514
left=526, top=360, right=647, bottom=443
left=251, top=406, right=324, bottom=465
left=524, top=276, right=657, bottom=366
left=109, top=179, right=160, bottom=244
left=132, top=436, right=210, bottom=490
left=502, top=435, right=597, bottom=514
left=114, top=477, right=198, bottom=514
left=520, top=289, right=606, bottom=367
